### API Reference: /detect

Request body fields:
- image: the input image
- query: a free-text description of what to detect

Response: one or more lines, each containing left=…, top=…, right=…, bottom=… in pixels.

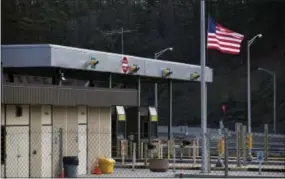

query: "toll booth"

left=126, top=106, right=158, bottom=140
left=148, top=107, right=158, bottom=139
left=140, top=107, right=149, bottom=139
left=111, top=106, right=127, bottom=157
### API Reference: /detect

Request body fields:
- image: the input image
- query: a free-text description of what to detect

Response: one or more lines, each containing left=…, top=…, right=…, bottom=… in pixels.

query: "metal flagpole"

left=200, top=0, right=209, bottom=173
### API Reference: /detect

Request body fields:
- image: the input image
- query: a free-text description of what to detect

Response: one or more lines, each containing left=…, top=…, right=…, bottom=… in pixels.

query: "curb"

left=115, top=159, right=285, bottom=165
left=174, top=174, right=278, bottom=178
left=116, top=165, right=285, bottom=173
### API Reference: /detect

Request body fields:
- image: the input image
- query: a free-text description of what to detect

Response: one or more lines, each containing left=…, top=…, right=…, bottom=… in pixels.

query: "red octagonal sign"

left=121, top=57, right=129, bottom=73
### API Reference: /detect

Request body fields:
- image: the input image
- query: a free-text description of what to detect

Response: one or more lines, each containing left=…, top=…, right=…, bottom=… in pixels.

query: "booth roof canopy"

left=1, top=44, right=213, bottom=82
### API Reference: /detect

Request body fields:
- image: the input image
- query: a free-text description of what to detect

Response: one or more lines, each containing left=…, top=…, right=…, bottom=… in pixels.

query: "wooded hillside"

left=2, top=0, right=285, bottom=133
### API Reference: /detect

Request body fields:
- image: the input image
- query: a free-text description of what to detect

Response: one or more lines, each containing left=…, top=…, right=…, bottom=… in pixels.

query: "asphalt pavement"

left=79, top=168, right=285, bottom=178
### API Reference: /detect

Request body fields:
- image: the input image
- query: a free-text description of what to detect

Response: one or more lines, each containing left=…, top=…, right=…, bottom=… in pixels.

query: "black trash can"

left=63, top=156, right=79, bottom=178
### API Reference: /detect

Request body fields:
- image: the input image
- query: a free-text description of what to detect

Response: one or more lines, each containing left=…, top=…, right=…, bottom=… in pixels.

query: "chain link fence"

left=1, top=126, right=284, bottom=178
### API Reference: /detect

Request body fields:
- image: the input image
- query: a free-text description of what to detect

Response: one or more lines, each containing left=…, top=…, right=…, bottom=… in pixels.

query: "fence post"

left=207, top=134, right=211, bottom=173
left=167, top=140, right=171, bottom=160
left=121, top=140, right=127, bottom=165
left=172, top=141, right=176, bottom=173
left=242, top=125, right=247, bottom=165
left=126, top=141, right=128, bottom=159
left=235, top=123, right=241, bottom=167
left=158, top=140, right=162, bottom=159
left=180, top=143, right=183, bottom=160
left=132, top=143, right=136, bottom=171
left=264, top=124, right=269, bottom=162
left=239, top=124, right=243, bottom=166
left=140, top=142, right=144, bottom=159
left=144, top=142, right=148, bottom=166
left=196, top=139, right=200, bottom=157
left=224, top=128, right=229, bottom=178
left=193, top=140, right=197, bottom=166
left=129, top=141, right=133, bottom=159
left=160, top=141, right=164, bottom=159
left=58, top=128, right=63, bottom=178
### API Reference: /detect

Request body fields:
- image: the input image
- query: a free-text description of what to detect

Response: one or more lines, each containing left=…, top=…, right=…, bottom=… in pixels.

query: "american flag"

left=207, top=17, right=244, bottom=55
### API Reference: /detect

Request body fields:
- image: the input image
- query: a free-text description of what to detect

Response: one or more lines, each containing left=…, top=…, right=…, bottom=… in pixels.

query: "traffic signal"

left=129, top=64, right=140, bottom=73
left=89, top=57, right=99, bottom=69
left=162, top=68, right=173, bottom=77
left=190, top=72, right=200, bottom=81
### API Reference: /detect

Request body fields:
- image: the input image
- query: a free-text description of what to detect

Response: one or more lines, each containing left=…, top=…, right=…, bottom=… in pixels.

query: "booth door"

left=78, top=125, right=87, bottom=175
left=6, top=127, right=29, bottom=178
left=41, top=126, right=52, bottom=177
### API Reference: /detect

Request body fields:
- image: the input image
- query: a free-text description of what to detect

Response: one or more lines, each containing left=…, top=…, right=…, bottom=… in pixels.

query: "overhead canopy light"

left=149, top=107, right=158, bottom=122
left=116, top=106, right=126, bottom=121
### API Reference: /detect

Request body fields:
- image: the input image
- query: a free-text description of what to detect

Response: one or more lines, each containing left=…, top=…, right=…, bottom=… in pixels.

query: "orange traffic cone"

left=91, top=159, right=101, bottom=175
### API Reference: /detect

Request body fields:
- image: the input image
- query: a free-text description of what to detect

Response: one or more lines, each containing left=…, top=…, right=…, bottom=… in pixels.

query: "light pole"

left=200, top=0, right=209, bottom=173
left=258, top=68, right=276, bottom=133
left=104, top=27, right=136, bottom=54
left=154, top=47, right=173, bottom=108
left=154, top=47, right=173, bottom=140
left=247, top=33, right=262, bottom=160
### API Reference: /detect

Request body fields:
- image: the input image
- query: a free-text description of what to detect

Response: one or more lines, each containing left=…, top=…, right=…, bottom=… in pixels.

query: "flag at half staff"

left=207, top=16, right=244, bottom=55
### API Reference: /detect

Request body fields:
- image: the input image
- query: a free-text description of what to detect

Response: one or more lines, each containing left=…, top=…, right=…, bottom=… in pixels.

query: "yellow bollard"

left=196, top=139, right=199, bottom=157
left=140, top=142, right=144, bottom=159
left=217, top=137, right=225, bottom=161
left=158, top=141, right=162, bottom=159
left=247, top=134, right=252, bottom=150
left=160, top=142, right=163, bottom=159
left=220, top=138, right=225, bottom=155
left=193, top=140, right=197, bottom=166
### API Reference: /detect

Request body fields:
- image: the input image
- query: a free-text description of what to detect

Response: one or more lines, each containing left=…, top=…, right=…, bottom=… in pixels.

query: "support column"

left=30, top=105, right=42, bottom=177
left=242, top=125, right=247, bottom=165
left=137, top=77, right=141, bottom=158
left=235, top=123, right=241, bottom=167
left=100, top=107, right=112, bottom=158
left=66, top=107, right=78, bottom=156
left=264, top=124, right=269, bottom=161
left=153, top=81, right=158, bottom=140
left=87, top=107, right=100, bottom=174
left=52, top=106, right=67, bottom=178
left=168, top=80, right=173, bottom=140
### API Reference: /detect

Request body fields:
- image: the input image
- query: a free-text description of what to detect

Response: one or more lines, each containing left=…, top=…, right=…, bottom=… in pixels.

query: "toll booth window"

left=117, top=122, right=126, bottom=139
left=143, top=122, right=149, bottom=138
left=15, top=105, right=23, bottom=117
left=150, top=123, right=157, bottom=138
left=1, top=126, right=6, bottom=164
